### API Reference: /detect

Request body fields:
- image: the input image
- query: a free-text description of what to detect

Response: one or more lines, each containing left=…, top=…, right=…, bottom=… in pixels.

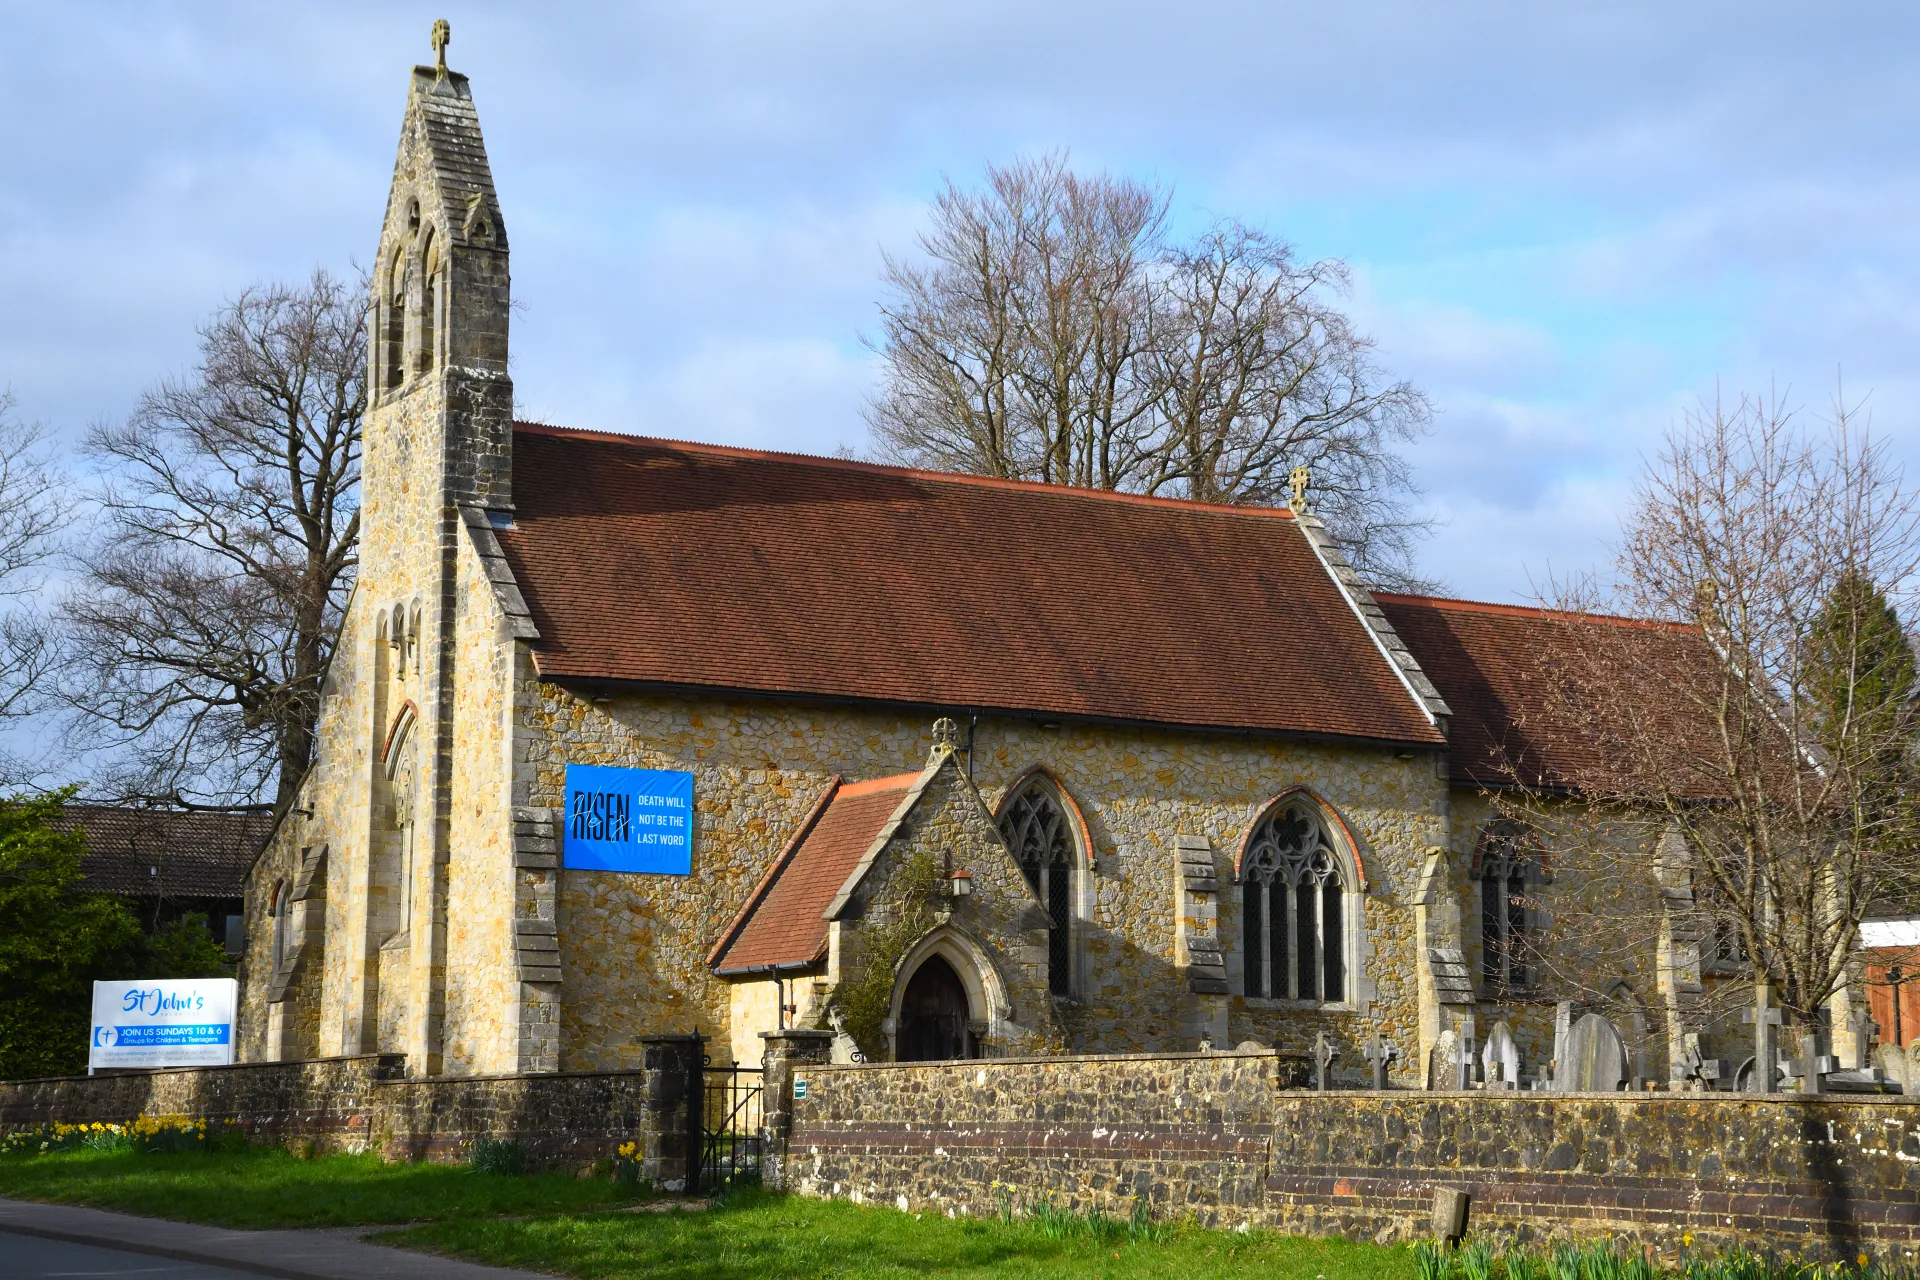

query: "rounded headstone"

left=1562, top=1012, right=1628, bottom=1092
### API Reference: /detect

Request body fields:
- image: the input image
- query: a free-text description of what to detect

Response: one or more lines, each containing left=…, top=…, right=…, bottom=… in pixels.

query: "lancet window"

left=270, top=880, right=289, bottom=975
left=1240, top=802, right=1346, bottom=1002
left=1478, top=822, right=1538, bottom=992
left=997, top=781, right=1075, bottom=996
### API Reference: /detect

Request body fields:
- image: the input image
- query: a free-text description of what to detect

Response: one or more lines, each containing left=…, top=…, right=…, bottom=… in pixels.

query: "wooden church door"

left=896, top=955, right=978, bottom=1061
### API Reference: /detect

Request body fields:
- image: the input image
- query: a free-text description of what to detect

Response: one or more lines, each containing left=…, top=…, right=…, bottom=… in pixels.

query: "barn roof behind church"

left=498, top=424, right=1445, bottom=747
left=50, top=804, right=272, bottom=900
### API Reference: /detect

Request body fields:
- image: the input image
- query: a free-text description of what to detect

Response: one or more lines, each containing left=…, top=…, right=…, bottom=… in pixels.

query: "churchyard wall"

left=518, top=687, right=1448, bottom=1072
left=786, top=1051, right=1920, bottom=1258
left=0, top=1044, right=702, bottom=1182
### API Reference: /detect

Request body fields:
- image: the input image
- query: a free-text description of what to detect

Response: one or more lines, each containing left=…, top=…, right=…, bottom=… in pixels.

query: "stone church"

left=239, top=41, right=1728, bottom=1086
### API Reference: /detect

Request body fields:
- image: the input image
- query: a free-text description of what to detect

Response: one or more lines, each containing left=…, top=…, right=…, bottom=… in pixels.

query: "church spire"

left=366, top=24, right=513, bottom=507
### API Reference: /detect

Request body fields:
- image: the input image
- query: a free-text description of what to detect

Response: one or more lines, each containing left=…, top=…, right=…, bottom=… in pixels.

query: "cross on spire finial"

left=431, top=19, right=451, bottom=75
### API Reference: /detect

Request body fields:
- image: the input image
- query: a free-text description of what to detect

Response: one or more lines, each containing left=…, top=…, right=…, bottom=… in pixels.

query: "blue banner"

left=563, top=764, right=694, bottom=874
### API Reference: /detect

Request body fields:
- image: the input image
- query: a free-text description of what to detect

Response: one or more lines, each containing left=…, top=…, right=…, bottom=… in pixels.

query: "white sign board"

left=89, top=979, right=237, bottom=1071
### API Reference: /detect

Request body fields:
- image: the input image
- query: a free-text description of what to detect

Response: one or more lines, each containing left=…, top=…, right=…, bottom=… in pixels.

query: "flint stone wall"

left=0, top=1049, right=696, bottom=1178
left=787, top=1052, right=1920, bottom=1258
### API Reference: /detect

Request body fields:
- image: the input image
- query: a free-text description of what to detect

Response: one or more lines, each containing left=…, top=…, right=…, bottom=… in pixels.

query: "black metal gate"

left=699, top=1059, right=764, bottom=1192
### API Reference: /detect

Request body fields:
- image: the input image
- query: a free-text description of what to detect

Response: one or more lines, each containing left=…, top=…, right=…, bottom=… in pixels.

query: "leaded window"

left=998, top=783, right=1074, bottom=995
left=1241, top=803, right=1345, bottom=1002
left=1479, top=823, right=1537, bottom=992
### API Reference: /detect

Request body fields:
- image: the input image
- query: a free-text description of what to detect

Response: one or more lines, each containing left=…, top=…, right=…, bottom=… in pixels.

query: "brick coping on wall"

left=809, top=1048, right=1310, bottom=1072
left=0, top=1056, right=696, bottom=1091
left=0, top=1054, right=398, bottom=1089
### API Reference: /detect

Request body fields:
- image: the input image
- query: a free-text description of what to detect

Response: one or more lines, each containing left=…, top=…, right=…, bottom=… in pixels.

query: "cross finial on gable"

left=931, top=717, right=960, bottom=751
left=1289, top=465, right=1311, bottom=514
left=431, top=19, right=451, bottom=75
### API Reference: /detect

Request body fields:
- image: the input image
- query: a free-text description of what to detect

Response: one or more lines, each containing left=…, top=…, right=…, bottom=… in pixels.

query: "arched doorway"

left=896, top=955, right=978, bottom=1061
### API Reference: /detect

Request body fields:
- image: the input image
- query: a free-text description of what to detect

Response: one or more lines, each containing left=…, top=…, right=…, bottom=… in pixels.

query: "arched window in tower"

left=1478, top=822, right=1539, bottom=992
left=386, top=713, right=420, bottom=932
left=996, top=780, right=1076, bottom=995
left=1240, top=801, right=1347, bottom=1002
left=382, top=245, right=406, bottom=394
left=270, top=879, right=290, bottom=976
left=418, top=225, right=439, bottom=374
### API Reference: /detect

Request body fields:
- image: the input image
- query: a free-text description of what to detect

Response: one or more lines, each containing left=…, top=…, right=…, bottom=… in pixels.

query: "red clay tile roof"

left=50, top=805, right=272, bottom=899
left=1375, top=593, right=1711, bottom=790
left=499, top=425, right=1443, bottom=747
left=710, top=774, right=917, bottom=974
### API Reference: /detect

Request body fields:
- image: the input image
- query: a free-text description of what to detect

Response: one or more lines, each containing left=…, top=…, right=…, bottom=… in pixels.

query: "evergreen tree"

left=1805, top=571, right=1917, bottom=762
left=0, top=792, right=234, bottom=1078
left=0, top=791, right=143, bottom=1077
left=1805, top=571, right=1920, bottom=913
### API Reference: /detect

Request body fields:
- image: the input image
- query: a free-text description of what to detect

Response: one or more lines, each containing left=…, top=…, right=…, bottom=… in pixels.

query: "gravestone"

left=1481, top=1021, right=1521, bottom=1089
left=1453, top=1016, right=1479, bottom=1090
left=1742, top=982, right=1785, bottom=1095
left=1819, top=1011, right=1894, bottom=1093
left=1364, top=1035, right=1400, bottom=1090
left=1313, top=1031, right=1340, bottom=1090
left=1849, top=1007, right=1881, bottom=1072
left=1428, top=1028, right=1458, bottom=1091
left=1559, top=1012, right=1629, bottom=1092
left=826, top=1010, right=866, bottom=1065
left=1876, top=1041, right=1910, bottom=1093
left=1678, top=1032, right=1722, bottom=1092
left=1549, top=1001, right=1586, bottom=1089
left=1783, top=1019, right=1839, bottom=1096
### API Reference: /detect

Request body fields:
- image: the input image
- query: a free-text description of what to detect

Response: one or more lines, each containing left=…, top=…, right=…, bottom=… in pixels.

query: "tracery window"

left=997, top=782, right=1074, bottom=995
left=1241, top=802, right=1346, bottom=1002
left=1478, top=822, right=1538, bottom=992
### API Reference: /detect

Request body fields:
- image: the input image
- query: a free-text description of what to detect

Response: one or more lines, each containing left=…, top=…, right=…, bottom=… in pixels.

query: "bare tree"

left=1506, top=390, right=1920, bottom=1029
left=866, top=154, right=1433, bottom=585
left=0, top=392, right=67, bottom=773
left=63, top=271, right=364, bottom=811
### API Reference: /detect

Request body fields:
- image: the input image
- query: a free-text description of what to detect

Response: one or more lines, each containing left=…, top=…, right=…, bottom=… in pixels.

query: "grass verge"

left=385, top=1184, right=1409, bottom=1280
left=0, top=1146, right=651, bottom=1229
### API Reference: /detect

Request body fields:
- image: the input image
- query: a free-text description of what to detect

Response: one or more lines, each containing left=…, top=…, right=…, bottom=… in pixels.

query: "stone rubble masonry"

left=519, top=690, right=1449, bottom=1074
left=786, top=1052, right=1920, bottom=1258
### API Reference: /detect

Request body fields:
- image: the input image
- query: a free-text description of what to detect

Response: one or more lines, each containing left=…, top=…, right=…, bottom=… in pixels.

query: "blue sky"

left=4, top=2, right=1920, bottom=603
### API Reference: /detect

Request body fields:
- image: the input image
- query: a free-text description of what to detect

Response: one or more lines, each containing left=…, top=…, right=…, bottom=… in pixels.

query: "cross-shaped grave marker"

left=1790, top=1016, right=1839, bottom=1096
left=1313, top=1030, right=1340, bottom=1090
left=1743, top=980, right=1786, bottom=1095
left=1850, top=1006, right=1882, bottom=1073
left=1364, top=1035, right=1399, bottom=1090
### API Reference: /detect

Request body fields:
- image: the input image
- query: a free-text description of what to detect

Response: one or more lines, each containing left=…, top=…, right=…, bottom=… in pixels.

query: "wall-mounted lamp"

left=949, top=868, right=974, bottom=899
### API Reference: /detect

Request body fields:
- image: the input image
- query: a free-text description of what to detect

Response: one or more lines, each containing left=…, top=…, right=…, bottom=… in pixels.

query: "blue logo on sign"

left=563, top=764, right=694, bottom=875
left=110, top=1024, right=230, bottom=1046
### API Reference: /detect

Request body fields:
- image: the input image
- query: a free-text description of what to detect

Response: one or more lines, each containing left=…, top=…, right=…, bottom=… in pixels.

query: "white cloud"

left=5, top=0, right=1920, bottom=609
